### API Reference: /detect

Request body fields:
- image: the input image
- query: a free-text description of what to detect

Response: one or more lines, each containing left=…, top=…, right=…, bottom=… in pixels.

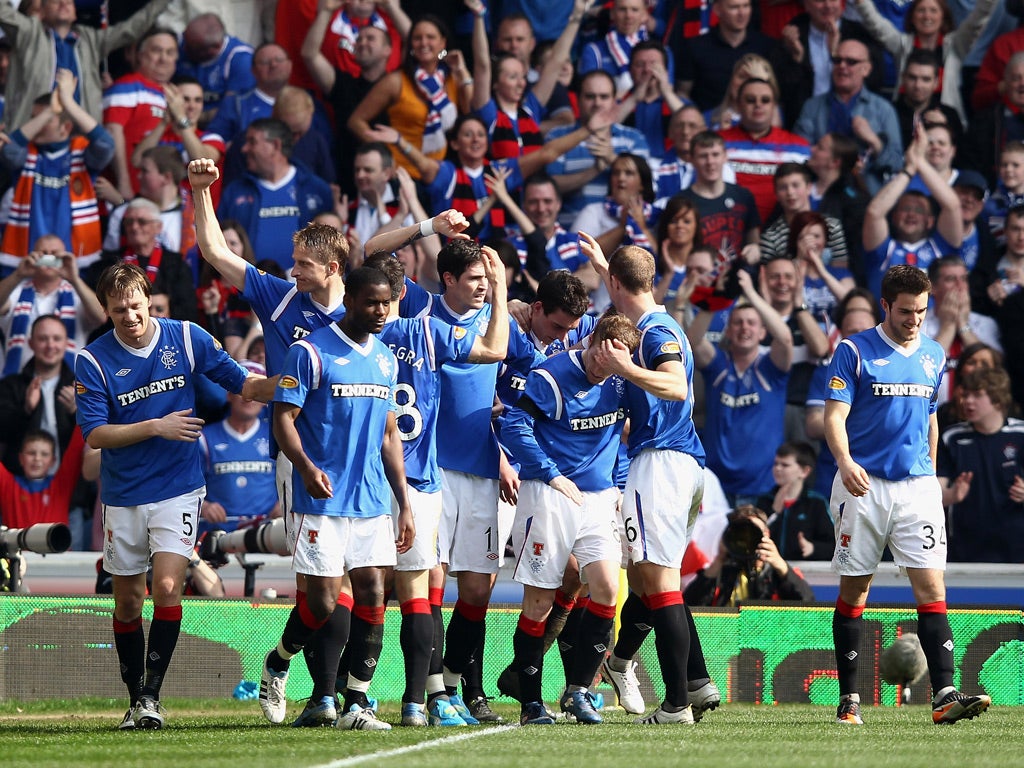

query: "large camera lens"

left=722, top=517, right=763, bottom=561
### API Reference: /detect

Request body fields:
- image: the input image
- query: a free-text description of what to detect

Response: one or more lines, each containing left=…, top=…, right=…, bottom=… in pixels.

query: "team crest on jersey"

left=919, top=353, right=938, bottom=381
left=828, top=376, right=847, bottom=390
left=453, top=326, right=467, bottom=339
left=376, top=353, right=393, bottom=377
left=256, top=437, right=270, bottom=457
left=159, top=344, right=179, bottom=370
left=280, top=375, right=299, bottom=388
left=660, top=341, right=681, bottom=355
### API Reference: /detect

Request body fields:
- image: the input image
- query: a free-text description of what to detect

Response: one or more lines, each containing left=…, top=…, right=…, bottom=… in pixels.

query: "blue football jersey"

left=274, top=323, right=397, bottom=517
left=402, top=280, right=545, bottom=479
left=76, top=319, right=249, bottom=506
left=826, top=326, right=945, bottom=480
left=625, top=309, right=705, bottom=465
left=378, top=315, right=477, bottom=492
left=503, top=350, right=627, bottom=492
left=241, top=263, right=346, bottom=374
left=199, top=416, right=276, bottom=532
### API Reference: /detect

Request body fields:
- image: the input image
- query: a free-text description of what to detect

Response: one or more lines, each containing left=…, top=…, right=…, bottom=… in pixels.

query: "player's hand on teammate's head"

left=188, top=158, right=220, bottom=190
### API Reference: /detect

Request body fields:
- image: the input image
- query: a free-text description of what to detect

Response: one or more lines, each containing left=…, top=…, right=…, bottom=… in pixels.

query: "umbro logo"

left=214, top=443, right=228, bottom=451
left=943, top=640, right=954, bottom=651
left=845, top=651, right=858, bottom=660
left=302, top=311, right=316, bottom=319
left=335, top=357, right=349, bottom=366
left=873, top=359, right=890, bottom=366
left=115, top=368, right=132, bottom=376
left=575, top=390, right=589, bottom=399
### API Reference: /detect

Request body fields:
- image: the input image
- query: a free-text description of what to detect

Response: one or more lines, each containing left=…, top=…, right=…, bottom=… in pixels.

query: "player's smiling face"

left=105, top=288, right=153, bottom=348
left=881, top=291, right=928, bottom=346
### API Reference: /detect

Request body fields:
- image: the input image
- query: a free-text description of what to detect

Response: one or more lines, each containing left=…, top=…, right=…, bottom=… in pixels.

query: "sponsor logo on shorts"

left=829, top=376, right=847, bottom=390
left=307, top=530, right=319, bottom=544
left=280, top=376, right=299, bottom=389
left=840, top=534, right=851, bottom=548
left=532, top=542, right=544, bottom=556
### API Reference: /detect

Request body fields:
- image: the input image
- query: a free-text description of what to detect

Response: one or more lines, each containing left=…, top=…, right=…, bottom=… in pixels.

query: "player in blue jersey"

left=503, top=312, right=640, bottom=726
left=825, top=265, right=991, bottom=726
left=380, top=230, right=544, bottom=722
left=580, top=237, right=715, bottom=725
left=363, top=251, right=510, bottom=726
left=198, top=360, right=278, bottom=535
left=75, top=262, right=272, bottom=731
left=261, top=267, right=414, bottom=729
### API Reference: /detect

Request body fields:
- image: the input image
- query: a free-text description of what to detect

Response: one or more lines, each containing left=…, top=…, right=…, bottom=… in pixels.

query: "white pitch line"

left=309, top=724, right=518, bottom=768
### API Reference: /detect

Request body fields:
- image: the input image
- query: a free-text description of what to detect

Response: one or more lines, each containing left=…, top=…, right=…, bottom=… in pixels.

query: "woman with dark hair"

left=653, top=196, right=701, bottom=305
left=850, top=0, right=997, bottom=124
left=348, top=15, right=471, bottom=178
left=787, top=210, right=854, bottom=324
left=368, top=112, right=605, bottom=240
left=571, top=153, right=658, bottom=258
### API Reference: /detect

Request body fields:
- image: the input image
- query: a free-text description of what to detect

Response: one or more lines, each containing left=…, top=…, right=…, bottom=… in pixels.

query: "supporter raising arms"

left=348, top=15, right=472, bottom=179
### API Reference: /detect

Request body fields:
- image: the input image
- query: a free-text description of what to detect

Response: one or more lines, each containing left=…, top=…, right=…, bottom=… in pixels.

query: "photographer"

left=683, top=505, right=814, bottom=607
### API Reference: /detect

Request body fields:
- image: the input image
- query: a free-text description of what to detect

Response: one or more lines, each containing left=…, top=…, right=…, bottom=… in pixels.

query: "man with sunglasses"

left=793, top=39, right=903, bottom=194
left=719, top=78, right=810, bottom=223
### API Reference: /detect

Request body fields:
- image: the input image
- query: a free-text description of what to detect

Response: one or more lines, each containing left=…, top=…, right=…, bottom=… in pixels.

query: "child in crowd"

left=754, top=441, right=834, bottom=561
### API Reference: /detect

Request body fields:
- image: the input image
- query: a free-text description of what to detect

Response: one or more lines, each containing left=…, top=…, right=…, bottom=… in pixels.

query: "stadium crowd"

left=0, top=0, right=1013, bottom=731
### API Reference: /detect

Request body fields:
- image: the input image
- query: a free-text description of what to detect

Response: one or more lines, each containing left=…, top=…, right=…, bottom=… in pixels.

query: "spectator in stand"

left=268, top=86, right=335, bottom=187
left=679, top=130, right=760, bottom=273
left=379, top=110, right=611, bottom=242
left=938, top=367, right=1024, bottom=563
left=195, top=219, right=256, bottom=355
left=904, top=122, right=959, bottom=199
left=176, top=12, right=256, bottom=127
left=653, top=196, right=702, bottom=307
left=793, top=39, right=903, bottom=194
left=893, top=49, right=963, bottom=153
left=86, top=198, right=198, bottom=323
left=217, top=118, right=333, bottom=272
left=754, top=441, right=834, bottom=561
left=808, top=132, right=870, bottom=288
left=953, top=171, right=996, bottom=274
left=654, top=106, right=737, bottom=204
left=973, top=206, right=1024, bottom=408
left=971, top=0, right=1024, bottom=113
left=788, top=211, right=855, bottom=324
left=961, top=52, right=1024, bottom=190
left=761, top=164, right=849, bottom=268
left=760, top=256, right=831, bottom=443
left=348, top=16, right=472, bottom=180
left=198, top=361, right=279, bottom=536
left=977, top=143, right=1024, bottom=257
left=683, top=504, right=815, bottom=606
left=0, top=427, right=86, bottom=529
left=545, top=70, right=650, bottom=227
left=315, top=0, right=408, bottom=79
left=493, top=12, right=575, bottom=133
left=850, top=0, right=997, bottom=126
left=769, top=0, right=882, bottom=133
left=704, top=54, right=782, bottom=132
left=936, top=342, right=1001, bottom=433
left=617, top=41, right=688, bottom=154
left=129, top=76, right=225, bottom=171
left=103, top=27, right=179, bottom=201
left=103, top=145, right=191, bottom=256
left=925, top=256, right=1002, bottom=410
left=0, top=235, right=104, bottom=373
left=204, top=43, right=294, bottom=157
left=687, top=269, right=794, bottom=506
left=720, top=78, right=810, bottom=224
left=0, top=69, right=113, bottom=277
left=675, top=0, right=773, bottom=114
left=580, top=0, right=669, bottom=98
left=861, top=123, right=963, bottom=298
left=302, top=4, right=392, bottom=198
left=0, top=0, right=171, bottom=132
left=473, top=2, right=586, bottom=161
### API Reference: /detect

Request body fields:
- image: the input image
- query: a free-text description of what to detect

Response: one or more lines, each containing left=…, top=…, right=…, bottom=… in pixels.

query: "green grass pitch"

left=2, top=698, right=1022, bottom=768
